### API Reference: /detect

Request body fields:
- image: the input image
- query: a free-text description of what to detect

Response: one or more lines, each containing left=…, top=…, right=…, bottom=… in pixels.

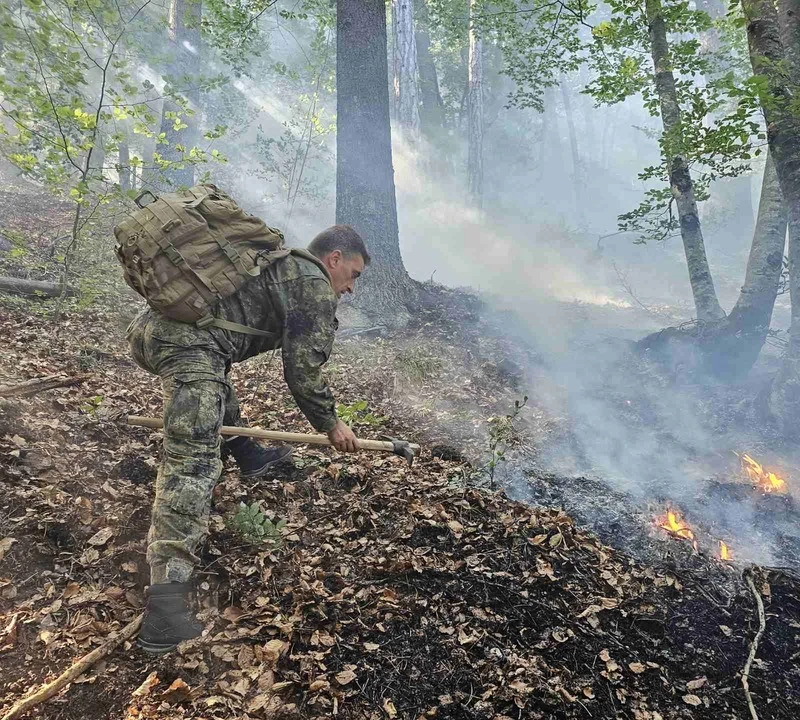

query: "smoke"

left=388, top=133, right=798, bottom=571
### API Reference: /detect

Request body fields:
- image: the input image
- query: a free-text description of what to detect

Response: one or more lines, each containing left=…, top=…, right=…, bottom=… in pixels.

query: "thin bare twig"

left=742, top=570, right=766, bottom=720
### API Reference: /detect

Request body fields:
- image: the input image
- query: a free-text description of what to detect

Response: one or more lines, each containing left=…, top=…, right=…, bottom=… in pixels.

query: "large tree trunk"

left=159, top=0, right=201, bottom=188
left=467, top=0, right=483, bottom=206
left=391, top=0, right=421, bottom=139
left=560, top=76, right=585, bottom=229
left=646, top=0, right=725, bottom=322
left=336, top=0, right=416, bottom=325
left=415, top=2, right=444, bottom=138
left=743, top=0, right=800, bottom=433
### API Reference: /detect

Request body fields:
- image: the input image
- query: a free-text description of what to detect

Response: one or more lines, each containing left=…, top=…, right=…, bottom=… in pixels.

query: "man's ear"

left=328, top=249, right=343, bottom=267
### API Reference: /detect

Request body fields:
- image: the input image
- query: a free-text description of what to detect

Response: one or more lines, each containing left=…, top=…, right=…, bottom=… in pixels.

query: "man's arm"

left=282, top=277, right=339, bottom=433
left=281, top=279, right=359, bottom=451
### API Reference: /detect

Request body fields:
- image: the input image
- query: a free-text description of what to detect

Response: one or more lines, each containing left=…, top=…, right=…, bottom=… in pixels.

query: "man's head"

left=308, top=224, right=370, bottom=298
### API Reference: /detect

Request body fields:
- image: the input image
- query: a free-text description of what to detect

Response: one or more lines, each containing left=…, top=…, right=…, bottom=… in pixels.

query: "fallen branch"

left=0, top=276, right=78, bottom=299
left=742, top=571, right=766, bottom=720
left=0, top=613, right=143, bottom=720
left=0, top=374, right=89, bottom=397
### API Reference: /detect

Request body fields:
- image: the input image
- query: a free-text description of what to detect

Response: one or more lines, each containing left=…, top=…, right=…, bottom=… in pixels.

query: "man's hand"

left=327, top=419, right=359, bottom=453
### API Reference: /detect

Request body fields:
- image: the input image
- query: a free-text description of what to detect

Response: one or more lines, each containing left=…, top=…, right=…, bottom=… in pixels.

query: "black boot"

left=138, top=582, right=203, bottom=655
left=226, top=437, right=293, bottom=479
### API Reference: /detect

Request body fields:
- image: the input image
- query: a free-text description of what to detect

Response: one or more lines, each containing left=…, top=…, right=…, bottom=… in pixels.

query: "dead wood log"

left=0, top=374, right=89, bottom=397
left=0, top=277, right=78, bottom=298
left=0, top=614, right=143, bottom=720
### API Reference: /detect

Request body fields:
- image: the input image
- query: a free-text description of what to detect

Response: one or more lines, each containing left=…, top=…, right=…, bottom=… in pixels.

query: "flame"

left=719, top=541, right=732, bottom=561
left=741, top=453, right=787, bottom=494
left=657, top=509, right=698, bottom=551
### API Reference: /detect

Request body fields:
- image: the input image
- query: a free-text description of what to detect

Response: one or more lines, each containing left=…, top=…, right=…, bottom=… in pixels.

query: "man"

left=127, top=224, right=368, bottom=654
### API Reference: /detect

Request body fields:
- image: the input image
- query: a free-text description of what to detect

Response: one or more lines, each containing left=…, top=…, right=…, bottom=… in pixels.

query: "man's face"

left=325, top=250, right=366, bottom=298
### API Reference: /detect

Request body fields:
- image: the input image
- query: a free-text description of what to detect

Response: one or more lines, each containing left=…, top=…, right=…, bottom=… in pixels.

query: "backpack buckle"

left=134, top=190, right=158, bottom=209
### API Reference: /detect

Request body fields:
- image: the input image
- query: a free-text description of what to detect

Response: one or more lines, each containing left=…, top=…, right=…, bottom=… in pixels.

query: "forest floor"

left=0, top=291, right=799, bottom=720
left=1, top=174, right=799, bottom=719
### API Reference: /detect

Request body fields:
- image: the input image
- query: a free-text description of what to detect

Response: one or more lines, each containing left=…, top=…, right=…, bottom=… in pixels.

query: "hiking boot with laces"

left=138, top=582, right=203, bottom=655
left=226, top=437, right=293, bottom=479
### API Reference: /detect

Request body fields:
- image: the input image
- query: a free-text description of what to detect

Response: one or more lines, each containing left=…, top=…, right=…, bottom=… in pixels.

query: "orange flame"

left=658, top=509, right=698, bottom=551
left=719, top=541, right=732, bottom=561
left=741, top=454, right=787, bottom=494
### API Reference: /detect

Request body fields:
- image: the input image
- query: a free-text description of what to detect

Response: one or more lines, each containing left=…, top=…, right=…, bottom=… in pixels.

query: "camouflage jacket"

left=209, top=250, right=339, bottom=433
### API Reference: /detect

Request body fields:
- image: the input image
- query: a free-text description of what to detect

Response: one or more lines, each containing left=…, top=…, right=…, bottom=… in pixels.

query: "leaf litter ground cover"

left=0, top=297, right=798, bottom=720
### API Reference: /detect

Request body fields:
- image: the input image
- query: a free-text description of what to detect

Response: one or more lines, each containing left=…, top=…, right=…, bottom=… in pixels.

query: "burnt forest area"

left=2, top=0, right=800, bottom=717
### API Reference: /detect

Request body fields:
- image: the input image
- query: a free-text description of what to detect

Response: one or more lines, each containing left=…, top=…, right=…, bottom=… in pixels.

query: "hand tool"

left=126, top=415, right=420, bottom=465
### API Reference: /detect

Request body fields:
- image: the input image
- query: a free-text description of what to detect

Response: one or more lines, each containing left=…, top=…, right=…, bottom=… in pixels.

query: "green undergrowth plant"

left=336, top=399, right=386, bottom=427
left=228, top=501, right=286, bottom=546
left=394, top=346, right=444, bottom=382
left=485, top=395, right=528, bottom=490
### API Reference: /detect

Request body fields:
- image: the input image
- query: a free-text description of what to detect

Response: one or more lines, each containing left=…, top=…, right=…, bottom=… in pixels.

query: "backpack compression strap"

left=196, top=315, right=277, bottom=338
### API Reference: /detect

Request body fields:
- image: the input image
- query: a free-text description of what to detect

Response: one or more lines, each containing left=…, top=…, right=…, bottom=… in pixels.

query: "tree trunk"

left=391, top=0, right=421, bottom=138
left=638, top=152, right=787, bottom=379
left=336, top=0, right=416, bottom=325
left=159, top=0, right=201, bottom=188
left=118, top=123, right=132, bottom=192
left=560, top=76, right=585, bottom=229
left=414, top=3, right=444, bottom=138
left=467, top=0, right=483, bottom=206
left=646, top=0, right=725, bottom=322
left=743, top=0, right=800, bottom=432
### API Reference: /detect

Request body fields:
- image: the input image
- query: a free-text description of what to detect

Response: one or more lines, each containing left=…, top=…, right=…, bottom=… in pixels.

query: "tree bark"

left=415, top=2, right=444, bottom=138
left=159, top=0, right=202, bottom=188
left=742, top=0, right=800, bottom=433
left=391, top=0, right=421, bottom=138
left=560, top=76, right=585, bottom=229
left=646, top=0, right=725, bottom=322
left=467, top=0, right=483, bottom=206
left=336, top=0, right=416, bottom=324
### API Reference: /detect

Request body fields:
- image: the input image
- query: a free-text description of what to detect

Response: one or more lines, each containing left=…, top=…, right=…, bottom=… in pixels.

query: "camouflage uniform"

left=127, top=251, right=338, bottom=584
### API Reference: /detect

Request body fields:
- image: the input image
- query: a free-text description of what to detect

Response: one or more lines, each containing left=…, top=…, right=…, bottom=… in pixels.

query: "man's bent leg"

left=148, top=375, right=225, bottom=585
left=222, top=379, right=293, bottom=478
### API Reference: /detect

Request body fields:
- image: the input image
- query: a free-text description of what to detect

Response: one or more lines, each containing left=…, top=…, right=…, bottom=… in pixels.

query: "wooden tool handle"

left=126, top=416, right=420, bottom=454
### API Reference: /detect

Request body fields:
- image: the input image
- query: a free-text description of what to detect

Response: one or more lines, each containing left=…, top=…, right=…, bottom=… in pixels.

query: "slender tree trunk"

left=710, top=153, right=788, bottom=375
left=467, top=0, right=483, bottom=206
left=415, top=2, right=444, bottom=138
left=646, top=0, right=725, bottom=322
left=117, top=120, right=132, bottom=192
left=159, top=0, right=201, bottom=188
left=743, top=0, right=800, bottom=432
left=639, top=152, right=787, bottom=379
left=391, top=0, right=421, bottom=138
left=337, top=0, right=416, bottom=324
left=560, top=76, right=585, bottom=229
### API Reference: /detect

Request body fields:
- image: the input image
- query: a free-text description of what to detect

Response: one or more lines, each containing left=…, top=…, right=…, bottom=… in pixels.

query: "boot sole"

left=137, top=637, right=181, bottom=655
left=239, top=447, right=294, bottom=479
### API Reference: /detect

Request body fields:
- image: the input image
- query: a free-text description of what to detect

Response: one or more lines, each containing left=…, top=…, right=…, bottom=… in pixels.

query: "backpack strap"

left=196, top=315, right=277, bottom=338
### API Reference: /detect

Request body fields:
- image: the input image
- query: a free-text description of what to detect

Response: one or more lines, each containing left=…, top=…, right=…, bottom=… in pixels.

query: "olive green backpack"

left=114, top=184, right=290, bottom=336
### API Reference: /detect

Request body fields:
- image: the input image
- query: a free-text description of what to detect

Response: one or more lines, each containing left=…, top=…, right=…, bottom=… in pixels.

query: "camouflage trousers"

left=127, top=309, right=242, bottom=585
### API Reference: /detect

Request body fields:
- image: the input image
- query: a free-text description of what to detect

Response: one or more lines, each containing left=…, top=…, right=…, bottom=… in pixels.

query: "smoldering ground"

left=378, top=138, right=800, bottom=574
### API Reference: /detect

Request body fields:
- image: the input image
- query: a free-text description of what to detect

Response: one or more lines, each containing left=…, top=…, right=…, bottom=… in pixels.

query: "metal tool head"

left=390, top=438, right=418, bottom=466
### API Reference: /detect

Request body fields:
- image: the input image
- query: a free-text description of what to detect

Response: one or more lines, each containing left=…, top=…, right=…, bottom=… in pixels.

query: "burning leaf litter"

left=740, top=453, right=788, bottom=494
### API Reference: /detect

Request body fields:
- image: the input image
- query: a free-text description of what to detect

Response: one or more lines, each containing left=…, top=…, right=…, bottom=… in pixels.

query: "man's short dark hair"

left=308, top=224, right=371, bottom=265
